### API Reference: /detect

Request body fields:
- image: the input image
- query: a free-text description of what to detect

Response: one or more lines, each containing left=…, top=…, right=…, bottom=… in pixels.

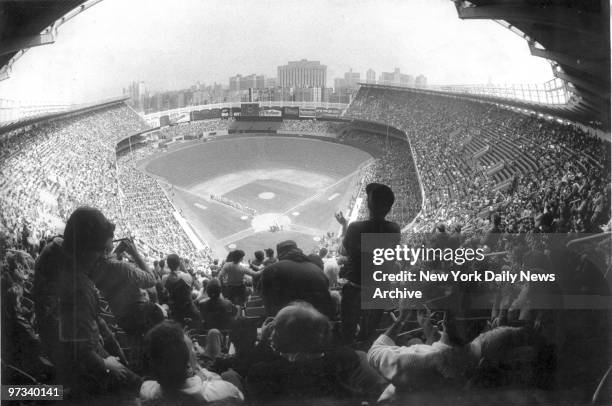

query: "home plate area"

left=223, top=178, right=309, bottom=214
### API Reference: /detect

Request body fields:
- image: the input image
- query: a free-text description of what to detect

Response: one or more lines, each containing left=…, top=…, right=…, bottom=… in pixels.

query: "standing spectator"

left=339, top=183, right=401, bottom=343
left=198, top=278, right=238, bottom=331
left=249, top=250, right=266, bottom=294
left=262, top=248, right=277, bottom=266
left=218, top=250, right=258, bottom=306
left=321, top=248, right=340, bottom=288
left=163, top=253, right=201, bottom=326
left=260, top=240, right=334, bottom=318
left=209, top=259, right=221, bottom=278
left=481, top=213, right=503, bottom=250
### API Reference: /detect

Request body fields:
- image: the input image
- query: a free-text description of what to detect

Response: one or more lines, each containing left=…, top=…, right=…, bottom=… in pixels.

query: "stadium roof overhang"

left=452, top=0, right=611, bottom=130
left=0, top=0, right=98, bottom=81
left=0, top=95, right=128, bottom=135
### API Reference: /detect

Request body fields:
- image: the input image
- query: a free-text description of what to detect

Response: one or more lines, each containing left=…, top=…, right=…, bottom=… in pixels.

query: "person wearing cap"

left=260, top=240, right=334, bottom=318
left=337, top=183, right=401, bottom=343
left=163, top=253, right=201, bottom=326
left=33, top=206, right=141, bottom=396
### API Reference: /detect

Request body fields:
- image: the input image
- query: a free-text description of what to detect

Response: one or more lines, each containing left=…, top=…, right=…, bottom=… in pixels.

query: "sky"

left=0, top=0, right=554, bottom=105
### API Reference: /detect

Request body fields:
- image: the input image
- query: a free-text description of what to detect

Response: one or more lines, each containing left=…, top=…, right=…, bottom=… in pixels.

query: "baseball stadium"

left=0, top=1, right=610, bottom=405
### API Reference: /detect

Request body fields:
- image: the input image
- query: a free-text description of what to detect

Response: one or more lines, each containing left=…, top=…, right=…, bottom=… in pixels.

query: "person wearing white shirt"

left=368, top=299, right=531, bottom=402
left=140, top=320, right=244, bottom=406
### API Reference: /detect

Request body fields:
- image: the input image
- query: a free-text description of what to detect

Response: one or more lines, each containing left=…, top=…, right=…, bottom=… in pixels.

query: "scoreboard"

left=241, top=103, right=260, bottom=117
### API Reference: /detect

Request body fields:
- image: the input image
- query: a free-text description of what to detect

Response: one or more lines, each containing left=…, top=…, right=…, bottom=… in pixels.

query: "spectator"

left=260, top=241, right=334, bottom=318
left=210, top=259, right=221, bottom=278
left=339, top=183, right=401, bottom=342
left=263, top=248, right=277, bottom=266
left=140, top=320, right=244, bottom=405
left=89, top=238, right=157, bottom=336
left=218, top=250, right=259, bottom=306
left=198, top=278, right=238, bottom=331
left=247, top=302, right=381, bottom=399
left=33, top=207, right=141, bottom=396
left=163, top=253, right=201, bottom=326
left=368, top=294, right=535, bottom=402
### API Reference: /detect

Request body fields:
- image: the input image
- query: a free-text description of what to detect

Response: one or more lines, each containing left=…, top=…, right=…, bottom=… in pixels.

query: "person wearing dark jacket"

left=338, top=183, right=401, bottom=343
left=198, top=278, right=237, bottom=330
left=260, top=240, right=334, bottom=318
left=33, top=207, right=141, bottom=396
left=163, top=253, right=201, bottom=326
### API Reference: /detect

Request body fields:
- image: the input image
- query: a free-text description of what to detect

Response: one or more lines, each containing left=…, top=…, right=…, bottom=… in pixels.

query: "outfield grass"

left=144, top=135, right=371, bottom=257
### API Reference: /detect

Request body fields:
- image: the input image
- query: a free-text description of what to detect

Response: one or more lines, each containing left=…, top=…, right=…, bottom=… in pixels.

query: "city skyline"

left=0, top=0, right=554, bottom=105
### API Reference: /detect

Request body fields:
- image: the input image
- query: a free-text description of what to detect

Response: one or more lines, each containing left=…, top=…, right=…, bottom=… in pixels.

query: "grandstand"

left=1, top=1, right=611, bottom=406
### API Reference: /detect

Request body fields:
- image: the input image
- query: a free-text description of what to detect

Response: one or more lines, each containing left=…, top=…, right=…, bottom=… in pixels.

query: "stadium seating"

left=1, top=90, right=610, bottom=405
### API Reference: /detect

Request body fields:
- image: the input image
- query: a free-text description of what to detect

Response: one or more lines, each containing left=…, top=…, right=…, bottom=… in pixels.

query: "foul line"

left=278, top=158, right=374, bottom=219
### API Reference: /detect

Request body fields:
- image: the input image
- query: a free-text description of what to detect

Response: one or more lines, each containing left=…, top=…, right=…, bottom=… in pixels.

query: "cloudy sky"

left=0, top=0, right=554, bottom=104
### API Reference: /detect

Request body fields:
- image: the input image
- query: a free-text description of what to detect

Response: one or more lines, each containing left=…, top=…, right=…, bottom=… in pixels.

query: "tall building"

left=278, top=59, right=327, bottom=88
left=415, top=74, right=428, bottom=87
left=265, top=77, right=277, bottom=88
left=125, top=81, right=147, bottom=110
left=334, top=77, right=347, bottom=90
left=294, top=87, right=322, bottom=102
left=335, top=69, right=360, bottom=91
left=344, top=69, right=360, bottom=88
left=366, top=69, right=376, bottom=83
left=229, top=74, right=265, bottom=92
left=379, top=68, right=413, bottom=86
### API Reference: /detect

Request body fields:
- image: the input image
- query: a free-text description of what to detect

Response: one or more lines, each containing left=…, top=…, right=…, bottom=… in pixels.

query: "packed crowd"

left=0, top=103, right=213, bottom=270
left=339, top=129, right=422, bottom=227
left=1, top=91, right=611, bottom=405
left=345, top=86, right=611, bottom=236
left=159, top=119, right=231, bottom=140
left=116, top=157, right=213, bottom=263
left=277, top=119, right=347, bottom=136
left=2, top=179, right=610, bottom=405
left=0, top=105, right=148, bottom=254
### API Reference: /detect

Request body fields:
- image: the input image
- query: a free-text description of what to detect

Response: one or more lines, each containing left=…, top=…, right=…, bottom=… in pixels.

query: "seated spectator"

left=89, top=238, right=158, bottom=337
left=260, top=240, right=334, bottom=318
left=163, top=253, right=201, bottom=326
left=140, top=320, right=244, bottom=405
left=247, top=302, right=381, bottom=399
left=218, top=250, right=258, bottom=306
left=1, top=280, right=52, bottom=383
left=198, top=278, right=238, bottom=331
left=33, top=207, right=141, bottom=396
left=368, top=293, right=538, bottom=402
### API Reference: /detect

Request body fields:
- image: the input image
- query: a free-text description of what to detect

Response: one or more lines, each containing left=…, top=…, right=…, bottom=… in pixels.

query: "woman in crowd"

left=218, top=250, right=259, bottom=306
